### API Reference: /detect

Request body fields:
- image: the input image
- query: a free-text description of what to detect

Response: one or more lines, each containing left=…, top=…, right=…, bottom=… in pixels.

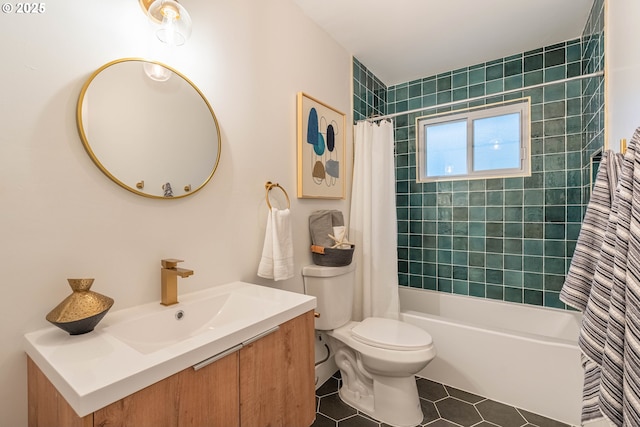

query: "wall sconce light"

left=139, top=0, right=192, bottom=46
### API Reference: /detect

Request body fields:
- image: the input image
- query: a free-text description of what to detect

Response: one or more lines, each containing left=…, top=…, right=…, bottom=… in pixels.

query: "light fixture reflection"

left=143, top=62, right=172, bottom=82
left=140, top=0, right=192, bottom=46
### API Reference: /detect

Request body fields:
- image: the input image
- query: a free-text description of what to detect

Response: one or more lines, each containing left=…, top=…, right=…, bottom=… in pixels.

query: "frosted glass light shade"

left=147, top=0, right=192, bottom=46
left=143, top=62, right=172, bottom=82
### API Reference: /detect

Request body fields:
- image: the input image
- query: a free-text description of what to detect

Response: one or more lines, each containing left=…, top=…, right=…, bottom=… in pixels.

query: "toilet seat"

left=351, top=317, right=433, bottom=351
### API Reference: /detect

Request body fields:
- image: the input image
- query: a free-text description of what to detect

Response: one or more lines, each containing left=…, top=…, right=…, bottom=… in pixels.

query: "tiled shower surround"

left=352, top=0, right=605, bottom=309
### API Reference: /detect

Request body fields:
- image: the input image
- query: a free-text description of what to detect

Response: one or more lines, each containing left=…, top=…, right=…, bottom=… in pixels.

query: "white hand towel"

left=257, top=208, right=294, bottom=281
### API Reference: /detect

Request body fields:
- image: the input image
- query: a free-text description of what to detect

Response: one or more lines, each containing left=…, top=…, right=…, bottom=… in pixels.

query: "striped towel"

left=561, top=150, right=622, bottom=311
left=580, top=148, right=625, bottom=424
left=561, top=149, right=622, bottom=423
left=561, top=149, right=623, bottom=423
left=561, top=128, right=640, bottom=426
left=599, top=130, right=640, bottom=426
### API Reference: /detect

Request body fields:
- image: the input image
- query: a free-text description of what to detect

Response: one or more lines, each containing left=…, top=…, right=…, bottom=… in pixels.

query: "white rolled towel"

left=332, top=226, right=351, bottom=249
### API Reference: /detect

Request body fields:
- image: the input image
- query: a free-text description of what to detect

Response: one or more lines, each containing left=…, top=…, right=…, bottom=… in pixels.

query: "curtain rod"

left=362, top=70, right=605, bottom=123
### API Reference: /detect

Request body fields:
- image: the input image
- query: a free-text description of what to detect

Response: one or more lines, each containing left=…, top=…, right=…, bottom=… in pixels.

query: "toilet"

left=302, top=263, right=436, bottom=427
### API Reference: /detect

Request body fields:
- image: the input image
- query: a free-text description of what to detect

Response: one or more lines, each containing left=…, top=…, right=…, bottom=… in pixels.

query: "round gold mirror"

left=77, top=58, right=221, bottom=198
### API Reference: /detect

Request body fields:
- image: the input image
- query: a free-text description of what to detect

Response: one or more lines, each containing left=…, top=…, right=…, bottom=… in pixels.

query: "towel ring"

left=265, top=181, right=290, bottom=209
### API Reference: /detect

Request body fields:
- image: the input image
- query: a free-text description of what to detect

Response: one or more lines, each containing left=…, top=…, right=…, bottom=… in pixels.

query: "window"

left=416, top=99, right=530, bottom=182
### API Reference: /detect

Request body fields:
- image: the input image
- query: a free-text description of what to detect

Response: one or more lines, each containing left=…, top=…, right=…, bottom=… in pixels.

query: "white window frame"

left=416, top=98, right=531, bottom=183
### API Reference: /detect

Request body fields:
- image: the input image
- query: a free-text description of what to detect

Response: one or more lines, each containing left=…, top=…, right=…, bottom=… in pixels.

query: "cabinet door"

left=239, top=311, right=315, bottom=427
left=27, top=357, right=93, bottom=427
left=93, top=352, right=239, bottom=427
left=280, top=311, right=315, bottom=427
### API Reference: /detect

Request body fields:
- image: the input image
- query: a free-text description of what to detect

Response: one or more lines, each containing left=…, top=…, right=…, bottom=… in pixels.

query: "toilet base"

left=338, top=374, right=423, bottom=427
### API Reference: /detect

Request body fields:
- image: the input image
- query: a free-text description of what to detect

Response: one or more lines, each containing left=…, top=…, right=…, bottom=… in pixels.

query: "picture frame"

left=297, top=92, right=346, bottom=199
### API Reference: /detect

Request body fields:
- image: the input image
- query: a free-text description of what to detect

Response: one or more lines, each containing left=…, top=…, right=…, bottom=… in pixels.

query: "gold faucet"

left=160, top=259, right=194, bottom=306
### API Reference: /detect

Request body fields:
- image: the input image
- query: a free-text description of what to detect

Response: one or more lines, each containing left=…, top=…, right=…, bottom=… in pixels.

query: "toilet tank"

left=302, top=263, right=355, bottom=330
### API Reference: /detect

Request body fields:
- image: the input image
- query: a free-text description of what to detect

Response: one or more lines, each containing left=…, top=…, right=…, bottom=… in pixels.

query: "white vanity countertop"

left=24, top=281, right=316, bottom=417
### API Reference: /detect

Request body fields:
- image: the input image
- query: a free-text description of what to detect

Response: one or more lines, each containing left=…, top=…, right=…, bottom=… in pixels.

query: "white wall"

left=0, top=1, right=352, bottom=426
left=606, top=0, right=640, bottom=149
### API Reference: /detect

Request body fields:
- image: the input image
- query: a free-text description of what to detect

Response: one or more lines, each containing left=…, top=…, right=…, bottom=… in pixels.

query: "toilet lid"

left=351, top=317, right=433, bottom=351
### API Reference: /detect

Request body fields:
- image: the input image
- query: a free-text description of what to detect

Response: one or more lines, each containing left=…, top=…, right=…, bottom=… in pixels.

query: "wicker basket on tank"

left=311, top=244, right=355, bottom=267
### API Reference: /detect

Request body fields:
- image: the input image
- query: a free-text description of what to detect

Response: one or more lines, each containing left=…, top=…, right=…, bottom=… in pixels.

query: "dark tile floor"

left=313, top=372, right=572, bottom=427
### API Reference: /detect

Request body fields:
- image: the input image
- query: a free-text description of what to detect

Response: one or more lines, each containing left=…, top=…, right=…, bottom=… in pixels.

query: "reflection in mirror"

left=77, top=58, right=221, bottom=198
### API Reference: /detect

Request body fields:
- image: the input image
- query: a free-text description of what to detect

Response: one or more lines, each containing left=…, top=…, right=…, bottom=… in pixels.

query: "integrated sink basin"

left=24, top=281, right=316, bottom=417
left=105, top=292, right=277, bottom=354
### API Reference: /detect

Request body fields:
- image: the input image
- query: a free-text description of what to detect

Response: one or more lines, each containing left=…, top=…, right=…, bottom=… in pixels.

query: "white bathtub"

left=399, top=287, right=584, bottom=426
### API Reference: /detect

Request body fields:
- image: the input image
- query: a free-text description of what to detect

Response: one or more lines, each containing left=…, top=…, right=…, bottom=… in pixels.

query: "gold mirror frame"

left=76, top=58, right=221, bottom=199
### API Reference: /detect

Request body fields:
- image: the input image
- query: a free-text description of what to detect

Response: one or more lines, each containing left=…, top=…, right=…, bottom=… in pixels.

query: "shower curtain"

left=349, top=120, right=399, bottom=321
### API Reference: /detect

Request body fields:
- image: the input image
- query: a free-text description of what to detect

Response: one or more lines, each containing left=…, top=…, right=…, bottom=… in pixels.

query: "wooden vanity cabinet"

left=94, top=351, right=239, bottom=427
left=240, top=309, right=316, bottom=427
left=28, top=310, right=315, bottom=427
left=27, top=356, right=93, bottom=427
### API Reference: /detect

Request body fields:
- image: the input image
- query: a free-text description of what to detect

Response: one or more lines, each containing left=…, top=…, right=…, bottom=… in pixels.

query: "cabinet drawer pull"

left=193, top=344, right=243, bottom=371
left=242, top=326, right=280, bottom=346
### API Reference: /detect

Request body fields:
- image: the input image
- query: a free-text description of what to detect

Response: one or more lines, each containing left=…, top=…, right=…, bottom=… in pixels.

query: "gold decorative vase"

left=46, top=278, right=114, bottom=335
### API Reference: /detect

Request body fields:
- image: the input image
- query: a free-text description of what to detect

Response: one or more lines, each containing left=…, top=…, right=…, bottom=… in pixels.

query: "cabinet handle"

left=192, top=344, right=243, bottom=371
left=242, top=326, right=279, bottom=346
left=192, top=326, right=280, bottom=370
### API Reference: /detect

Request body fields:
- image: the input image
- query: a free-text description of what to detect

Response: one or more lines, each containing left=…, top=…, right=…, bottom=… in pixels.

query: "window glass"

left=473, top=113, right=521, bottom=171
left=426, top=120, right=467, bottom=177
left=416, top=99, right=530, bottom=182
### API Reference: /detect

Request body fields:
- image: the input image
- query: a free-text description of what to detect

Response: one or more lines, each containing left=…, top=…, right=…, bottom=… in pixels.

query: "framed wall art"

left=297, top=92, right=346, bottom=199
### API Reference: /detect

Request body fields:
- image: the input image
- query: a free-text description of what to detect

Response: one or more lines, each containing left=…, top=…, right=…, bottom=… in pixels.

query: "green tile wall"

left=581, top=0, right=606, bottom=206
left=352, top=0, right=604, bottom=310
left=353, top=57, right=387, bottom=121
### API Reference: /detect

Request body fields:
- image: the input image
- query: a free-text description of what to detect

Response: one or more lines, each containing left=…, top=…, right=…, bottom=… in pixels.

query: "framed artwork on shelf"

left=297, top=92, right=346, bottom=199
